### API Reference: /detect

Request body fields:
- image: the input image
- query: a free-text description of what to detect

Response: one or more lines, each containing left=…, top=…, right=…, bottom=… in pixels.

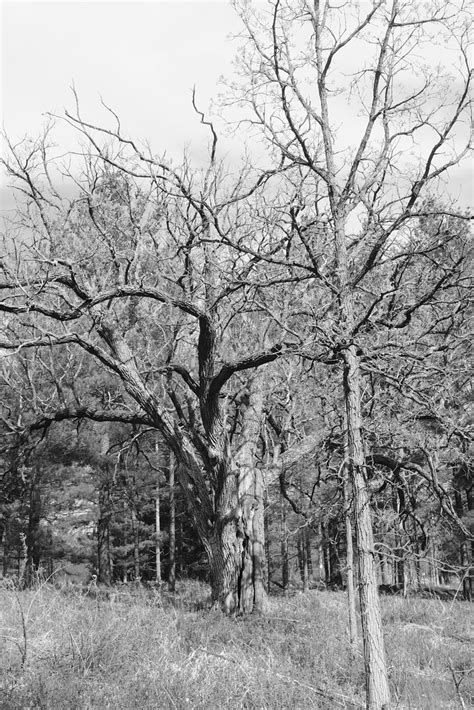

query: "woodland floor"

left=0, top=580, right=472, bottom=709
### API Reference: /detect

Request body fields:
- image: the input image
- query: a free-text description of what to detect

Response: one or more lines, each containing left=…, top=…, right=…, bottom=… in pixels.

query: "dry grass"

left=0, top=579, right=472, bottom=709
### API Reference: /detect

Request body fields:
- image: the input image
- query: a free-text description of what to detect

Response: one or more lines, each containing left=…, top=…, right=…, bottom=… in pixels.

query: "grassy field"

left=0, top=580, right=472, bottom=709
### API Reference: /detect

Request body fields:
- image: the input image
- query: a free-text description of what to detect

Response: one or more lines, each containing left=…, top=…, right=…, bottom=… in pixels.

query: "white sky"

left=1, top=1, right=240, bottom=157
left=1, top=0, right=472, bottom=209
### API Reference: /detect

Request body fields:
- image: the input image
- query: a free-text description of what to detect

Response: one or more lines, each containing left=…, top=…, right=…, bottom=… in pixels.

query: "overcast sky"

left=1, top=1, right=240, bottom=157
left=1, top=1, right=472, bottom=208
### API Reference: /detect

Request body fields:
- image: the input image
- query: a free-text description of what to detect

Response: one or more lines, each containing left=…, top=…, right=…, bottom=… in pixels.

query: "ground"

left=0, top=580, right=472, bottom=709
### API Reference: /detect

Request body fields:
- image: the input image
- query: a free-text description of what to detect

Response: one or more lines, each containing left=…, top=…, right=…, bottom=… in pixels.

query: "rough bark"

left=344, top=349, right=391, bottom=709
left=206, top=462, right=241, bottom=612
left=235, top=372, right=268, bottom=614
left=344, top=475, right=358, bottom=648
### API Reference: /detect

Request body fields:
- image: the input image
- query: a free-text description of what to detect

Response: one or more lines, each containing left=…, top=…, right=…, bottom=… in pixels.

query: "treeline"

left=1, top=363, right=471, bottom=600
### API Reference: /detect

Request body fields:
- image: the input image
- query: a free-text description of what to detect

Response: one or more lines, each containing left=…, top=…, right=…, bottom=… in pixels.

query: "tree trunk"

left=393, top=488, right=406, bottom=592
left=251, top=467, right=267, bottom=611
left=97, top=481, right=113, bottom=586
left=379, top=551, right=391, bottom=587
left=318, top=522, right=324, bottom=586
left=344, top=474, right=358, bottom=648
left=235, top=372, right=268, bottom=614
left=322, top=522, right=331, bottom=584
left=168, top=451, right=176, bottom=592
left=454, top=491, right=472, bottom=601
left=297, top=528, right=309, bottom=592
left=327, top=517, right=343, bottom=587
left=280, top=490, right=289, bottom=594
left=176, top=510, right=182, bottom=580
left=155, top=482, right=162, bottom=585
left=98, top=434, right=113, bottom=585
left=1, top=518, right=10, bottom=577
left=264, top=487, right=270, bottom=590
left=24, top=475, right=42, bottom=588
left=344, top=348, right=390, bottom=709
left=305, top=527, right=313, bottom=584
left=207, top=471, right=241, bottom=614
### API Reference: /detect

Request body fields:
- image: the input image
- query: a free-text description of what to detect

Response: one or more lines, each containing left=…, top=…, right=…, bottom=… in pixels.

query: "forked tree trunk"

left=344, top=348, right=390, bottom=709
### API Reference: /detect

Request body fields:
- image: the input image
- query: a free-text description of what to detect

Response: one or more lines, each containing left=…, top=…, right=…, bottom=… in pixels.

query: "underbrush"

left=0, top=580, right=471, bottom=709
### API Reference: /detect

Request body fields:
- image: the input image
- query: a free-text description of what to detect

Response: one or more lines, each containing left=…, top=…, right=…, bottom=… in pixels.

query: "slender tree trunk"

left=155, top=482, right=162, bottom=585
left=280, top=490, right=289, bottom=594
left=264, top=487, right=270, bottom=590
left=318, top=522, right=324, bottom=586
left=344, top=474, right=358, bottom=648
left=380, top=551, right=391, bottom=587
left=297, top=528, right=309, bottom=592
left=454, top=491, right=472, bottom=601
left=131, top=506, right=140, bottom=581
left=328, top=517, right=342, bottom=587
left=176, top=511, right=182, bottom=580
left=24, top=473, right=42, bottom=588
left=1, top=519, right=9, bottom=577
left=411, top=519, right=421, bottom=593
left=168, top=451, right=176, bottom=592
left=305, top=527, right=313, bottom=584
left=322, top=522, right=331, bottom=584
left=252, top=467, right=267, bottom=611
left=344, top=348, right=390, bottom=708
left=98, top=435, right=113, bottom=586
left=393, top=488, right=406, bottom=592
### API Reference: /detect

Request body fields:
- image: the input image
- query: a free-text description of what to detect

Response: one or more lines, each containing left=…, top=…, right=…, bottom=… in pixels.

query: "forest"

left=1, top=1, right=472, bottom=708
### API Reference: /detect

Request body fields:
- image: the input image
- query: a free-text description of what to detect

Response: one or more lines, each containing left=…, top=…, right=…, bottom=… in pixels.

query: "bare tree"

left=0, top=104, right=292, bottom=611
left=227, top=0, right=471, bottom=705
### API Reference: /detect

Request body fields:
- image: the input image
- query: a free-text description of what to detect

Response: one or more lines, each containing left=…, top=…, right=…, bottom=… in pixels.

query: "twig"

left=448, top=658, right=470, bottom=710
